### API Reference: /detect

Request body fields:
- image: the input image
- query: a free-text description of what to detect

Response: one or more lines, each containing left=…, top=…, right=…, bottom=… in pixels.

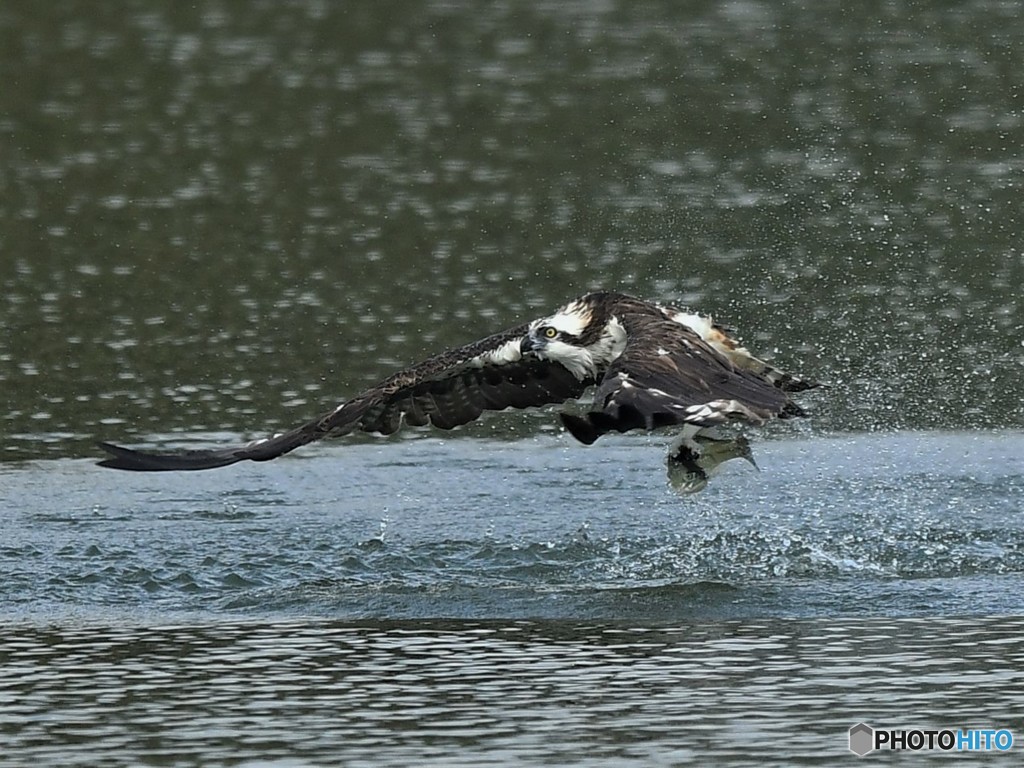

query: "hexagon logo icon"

left=849, top=723, right=874, bottom=756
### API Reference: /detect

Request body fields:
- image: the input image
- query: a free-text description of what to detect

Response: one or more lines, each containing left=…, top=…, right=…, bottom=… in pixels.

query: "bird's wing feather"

left=355, top=323, right=591, bottom=433
left=98, top=322, right=591, bottom=471
left=560, top=311, right=799, bottom=444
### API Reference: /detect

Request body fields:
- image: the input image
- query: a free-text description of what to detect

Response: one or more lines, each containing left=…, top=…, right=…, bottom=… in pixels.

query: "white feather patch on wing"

left=470, top=338, right=523, bottom=367
left=600, top=316, right=627, bottom=363
left=668, top=307, right=762, bottom=370
left=670, top=310, right=715, bottom=339
left=682, top=398, right=765, bottom=425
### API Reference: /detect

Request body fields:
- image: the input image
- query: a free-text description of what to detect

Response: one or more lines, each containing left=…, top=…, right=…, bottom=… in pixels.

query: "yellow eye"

left=543, top=326, right=558, bottom=339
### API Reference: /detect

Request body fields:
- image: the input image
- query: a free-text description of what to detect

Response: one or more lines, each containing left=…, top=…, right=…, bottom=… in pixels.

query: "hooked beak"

left=520, top=335, right=540, bottom=355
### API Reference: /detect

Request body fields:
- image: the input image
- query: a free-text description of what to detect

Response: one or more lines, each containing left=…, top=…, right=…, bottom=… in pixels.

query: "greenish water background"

left=2, top=0, right=1021, bottom=458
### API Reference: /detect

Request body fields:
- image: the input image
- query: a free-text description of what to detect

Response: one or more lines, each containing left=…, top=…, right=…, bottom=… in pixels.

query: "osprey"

left=98, top=292, right=818, bottom=489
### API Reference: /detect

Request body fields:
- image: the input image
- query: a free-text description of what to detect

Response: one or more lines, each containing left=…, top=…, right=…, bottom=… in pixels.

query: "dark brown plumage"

left=97, top=291, right=817, bottom=475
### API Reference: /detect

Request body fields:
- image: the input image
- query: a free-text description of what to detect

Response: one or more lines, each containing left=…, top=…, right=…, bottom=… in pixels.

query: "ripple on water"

left=1, top=432, right=1022, bottom=620
left=2, top=616, right=1023, bottom=766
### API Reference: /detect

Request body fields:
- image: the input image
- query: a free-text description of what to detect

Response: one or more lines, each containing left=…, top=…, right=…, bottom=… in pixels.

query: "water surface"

left=3, top=432, right=1023, bottom=623
left=4, top=616, right=1024, bottom=767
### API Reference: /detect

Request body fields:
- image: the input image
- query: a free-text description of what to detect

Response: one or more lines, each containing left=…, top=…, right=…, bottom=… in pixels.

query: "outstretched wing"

left=98, top=323, right=592, bottom=471
left=560, top=311, right=804, bottom=445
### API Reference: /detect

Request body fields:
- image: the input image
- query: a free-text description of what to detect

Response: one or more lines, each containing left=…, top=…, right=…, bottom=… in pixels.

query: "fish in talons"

left=666, top=431, right=758, bottom=495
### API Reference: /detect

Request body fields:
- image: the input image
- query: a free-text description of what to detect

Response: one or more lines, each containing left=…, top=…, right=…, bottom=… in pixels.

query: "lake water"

left=3, top=433, right=1022, bottom=765
left=4, top=615, right=1024, bottom=767
left=2, top=0, right=1022, bottom=765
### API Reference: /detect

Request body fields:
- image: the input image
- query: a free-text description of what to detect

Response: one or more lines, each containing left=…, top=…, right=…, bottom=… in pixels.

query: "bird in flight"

left=98, top=291, right=818, bottom=489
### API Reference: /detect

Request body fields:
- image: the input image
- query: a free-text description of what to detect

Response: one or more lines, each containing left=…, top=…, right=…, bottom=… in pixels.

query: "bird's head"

left=521, top=299, right=591, bottom=353
left=520, top=297, right=624, bottom=379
